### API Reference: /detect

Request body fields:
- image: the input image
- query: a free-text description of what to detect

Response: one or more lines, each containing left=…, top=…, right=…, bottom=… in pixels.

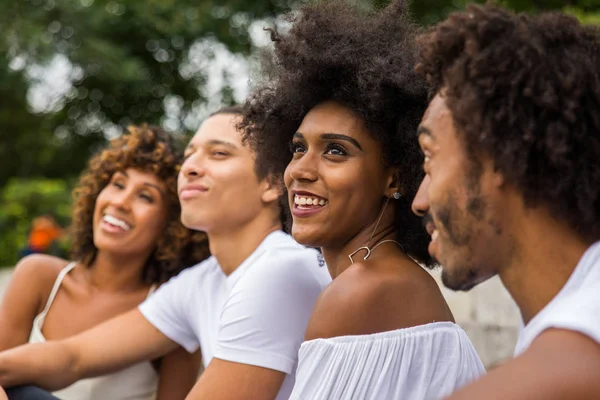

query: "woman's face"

left=284, top=101, right=396, bottom=248
left=93, top=168, right=169, bottom=258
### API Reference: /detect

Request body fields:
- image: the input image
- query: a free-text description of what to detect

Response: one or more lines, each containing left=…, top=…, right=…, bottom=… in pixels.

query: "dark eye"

left=289, top=141, right=306, bottom=154
left=211, top=149, right=229, bottom=158
left=113, top=181, right=125, bottom=189
left=325, top=143, right=348, bottom=156
left=140, top=193, right=154, bottom=203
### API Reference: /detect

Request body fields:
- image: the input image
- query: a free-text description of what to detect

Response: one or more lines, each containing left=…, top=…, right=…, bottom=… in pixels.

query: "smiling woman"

left=240, top=1, right=485, bottom=399
left=0, top=125, right=210, bottom=400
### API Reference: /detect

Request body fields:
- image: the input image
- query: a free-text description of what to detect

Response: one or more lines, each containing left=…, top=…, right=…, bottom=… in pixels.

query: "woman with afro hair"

left=0, top=125, right=209, bottom=400
left=240, top=1, right=484, bottom=399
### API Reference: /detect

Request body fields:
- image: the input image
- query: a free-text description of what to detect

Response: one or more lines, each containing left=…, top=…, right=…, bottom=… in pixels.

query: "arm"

left=446, top=329, right=600, bottom=399
left=0, top=255, right=62, bottom=350
left=156, top=347, right=202, bottom=400
left=0, top=309, right=177, bottom=391
left=0, top=386, right=6, bottom=400
left=186, top=358, right=285, bottom=400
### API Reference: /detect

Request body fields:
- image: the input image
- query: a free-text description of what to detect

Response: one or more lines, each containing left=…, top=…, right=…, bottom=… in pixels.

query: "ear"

left=384, top=167, right=403, bottom=198
left=260, top=175, right=285, bottom=204
left=486, top=158, right=505, bottom=189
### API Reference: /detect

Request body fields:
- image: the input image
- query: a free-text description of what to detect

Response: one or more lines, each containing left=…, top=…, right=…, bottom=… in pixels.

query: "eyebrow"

left=294, top=132, right=363, bottom=151
left=185, top=139, right=238, bottom=153
left=417, top=126, right=434, bottom=139
left=206, top=139, right=238, bottom=149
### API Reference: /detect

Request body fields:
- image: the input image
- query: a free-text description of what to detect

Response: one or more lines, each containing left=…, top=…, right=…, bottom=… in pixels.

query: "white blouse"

left=289, top=322, right=485, bottom=400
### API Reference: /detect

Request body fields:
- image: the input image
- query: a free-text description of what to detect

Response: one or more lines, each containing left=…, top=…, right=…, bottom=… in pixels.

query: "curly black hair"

left=240, top=0, right=432, bottom=265
left=71, top=124, right=210, bottom=284
left=416, top=4, right=600, bottom=241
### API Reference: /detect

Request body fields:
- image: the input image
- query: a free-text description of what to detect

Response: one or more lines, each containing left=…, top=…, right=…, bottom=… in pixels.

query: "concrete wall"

left=0, top=266, right=520, bottom=368
left=428, top=269, right=521, bottom=368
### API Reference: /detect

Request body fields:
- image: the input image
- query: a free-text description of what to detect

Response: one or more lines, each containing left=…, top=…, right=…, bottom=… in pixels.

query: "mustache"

left=422, top=213, right=434, bottom=229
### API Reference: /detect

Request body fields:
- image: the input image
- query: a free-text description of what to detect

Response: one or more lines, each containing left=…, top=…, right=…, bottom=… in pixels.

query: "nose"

left=412, top=175, right=430, bottom=217
left=180, top=152, right=205, bottom=180
left=285, top=153, right=318, bottom=187
left=111, top=187, right=134, bottom=212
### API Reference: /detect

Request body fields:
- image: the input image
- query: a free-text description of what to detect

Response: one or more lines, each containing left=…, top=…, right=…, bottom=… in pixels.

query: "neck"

left=208, top=213, right=282, bottom=276
left=86, top=250, right=149, bottom=292
left=321, top=202, right=396, bottom=279
left=499, top=207, right=593, bottom=324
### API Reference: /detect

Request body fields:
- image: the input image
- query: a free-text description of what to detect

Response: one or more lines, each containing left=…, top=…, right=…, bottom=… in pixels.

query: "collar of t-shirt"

left=518, top=240, right=600, bottom=341
left=221, top=230, right=289, bottom=286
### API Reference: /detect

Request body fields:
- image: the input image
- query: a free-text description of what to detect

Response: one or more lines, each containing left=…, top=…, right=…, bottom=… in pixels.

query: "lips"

left=179, top=183, right=208, bottom=200
left=290, top=190, right=328, bottom=218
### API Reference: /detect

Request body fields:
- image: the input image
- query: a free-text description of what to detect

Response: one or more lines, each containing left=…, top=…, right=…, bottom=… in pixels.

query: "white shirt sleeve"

left=138, top=267, right=199, bottom=353
left=213, top=248, right=325, bottom=374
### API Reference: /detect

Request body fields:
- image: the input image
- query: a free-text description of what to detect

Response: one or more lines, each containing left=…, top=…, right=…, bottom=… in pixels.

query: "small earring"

left=392, top=192, right=401, bottom=200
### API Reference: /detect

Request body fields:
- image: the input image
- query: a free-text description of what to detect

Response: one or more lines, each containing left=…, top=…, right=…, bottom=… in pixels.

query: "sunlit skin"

left=178, top=113, right=281, bottom=274
left=93, top=168, right=169, bottom=264
left=285, top=101, right=395, bottom=263
left=413, top=94, right=507, bottom=291
left=414, top=96, right=600, bottom=400
left=286, top=101, right=453, bottom=339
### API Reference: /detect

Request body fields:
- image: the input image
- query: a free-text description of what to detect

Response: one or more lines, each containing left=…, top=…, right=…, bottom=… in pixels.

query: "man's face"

left=413, top=94, right=508, bottom=291
left=178, top=113, right=279, bottom=234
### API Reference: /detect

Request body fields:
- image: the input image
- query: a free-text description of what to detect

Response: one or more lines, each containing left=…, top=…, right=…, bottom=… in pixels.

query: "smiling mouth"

left=293, top=194, right=328, bottom=208
left=102, top=214, right=132, bottom=231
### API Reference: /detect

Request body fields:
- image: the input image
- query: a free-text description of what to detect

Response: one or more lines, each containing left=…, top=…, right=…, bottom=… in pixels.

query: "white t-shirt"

left=139, top=231, right=331, bottom=400
left=515, top=240, right=600, bottom=355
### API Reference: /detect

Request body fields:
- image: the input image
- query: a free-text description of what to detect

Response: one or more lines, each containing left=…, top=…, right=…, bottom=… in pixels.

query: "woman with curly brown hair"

left=0, top=124, right=209, bottom=400
left=240, top=1, right=484, bottom=399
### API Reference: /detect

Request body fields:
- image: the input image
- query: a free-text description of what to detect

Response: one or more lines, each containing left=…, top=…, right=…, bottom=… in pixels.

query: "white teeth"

left=431, top=229, right=439, bottom=241
left=103, top=214, right=132, bottom=231
left=294, top=195, right=328, bottom=207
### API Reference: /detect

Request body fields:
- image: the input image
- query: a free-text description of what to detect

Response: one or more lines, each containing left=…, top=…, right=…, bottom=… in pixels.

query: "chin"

left=180, top=213, right=204, bottom=231
left=291, top=226, right=323, bottom=247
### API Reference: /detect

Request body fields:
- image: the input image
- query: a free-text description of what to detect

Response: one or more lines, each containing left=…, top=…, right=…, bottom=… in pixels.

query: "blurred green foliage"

left=0, top=179, right=73, bottom=267
left=1, top=0, right=599, bottom=267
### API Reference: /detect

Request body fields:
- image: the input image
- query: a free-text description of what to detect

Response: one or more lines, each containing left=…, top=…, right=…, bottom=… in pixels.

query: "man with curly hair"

left=412, top=4, right=600, bottom=399
left=0, top=108, right=331, bottom=400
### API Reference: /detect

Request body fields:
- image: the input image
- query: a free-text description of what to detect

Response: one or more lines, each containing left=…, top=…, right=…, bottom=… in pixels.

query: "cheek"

left=138, top=205, right=170, bottom=233
left=283, top=164, right=294, bottom=189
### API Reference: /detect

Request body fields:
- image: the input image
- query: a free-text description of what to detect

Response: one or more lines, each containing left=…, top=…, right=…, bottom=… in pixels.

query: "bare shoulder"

left=13, top=254, right=68, bottom=283
left=10, top=254, right=70, bottom=299
left=305, top=258, right=452, bottom=340
left=448, top=329, right=600, bottom=399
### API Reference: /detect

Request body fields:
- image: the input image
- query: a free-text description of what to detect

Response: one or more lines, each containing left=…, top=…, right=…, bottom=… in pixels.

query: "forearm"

left=0, top=341, right=80, bottom=391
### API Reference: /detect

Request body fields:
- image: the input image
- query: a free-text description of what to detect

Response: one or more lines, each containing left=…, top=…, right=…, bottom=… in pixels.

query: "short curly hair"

left=240, top=0, right=432, bottom=264
left=70, top=124, right=210, bottom=284
left=416, top=4, right=600, bottom=241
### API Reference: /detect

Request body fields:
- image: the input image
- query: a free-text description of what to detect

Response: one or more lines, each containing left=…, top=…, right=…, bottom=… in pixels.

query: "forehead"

left=421, top=94, right=453, bottom=133
left=115, top=168, right=166, bottom=189
left=189, top=113, right=243, bottom=146
left=298, top=101, right=366, bottom=136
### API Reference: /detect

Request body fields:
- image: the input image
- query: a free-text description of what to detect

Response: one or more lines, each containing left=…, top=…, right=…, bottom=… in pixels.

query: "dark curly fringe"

left=70, top=124, right=211, bottom=284
left=240, top=0, right=433, bottom=265
left=416, top=4, right=600, bottom=241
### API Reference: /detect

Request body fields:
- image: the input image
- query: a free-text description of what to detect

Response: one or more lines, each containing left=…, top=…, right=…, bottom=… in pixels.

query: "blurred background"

left=1, top=0, right=599, bottom=267
left=1, top=0, right=600, bottom=367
